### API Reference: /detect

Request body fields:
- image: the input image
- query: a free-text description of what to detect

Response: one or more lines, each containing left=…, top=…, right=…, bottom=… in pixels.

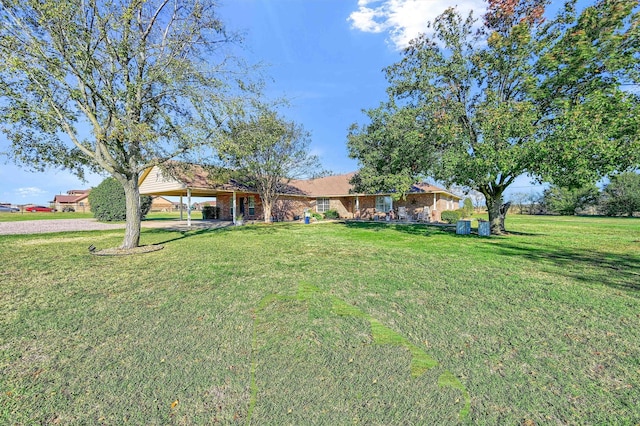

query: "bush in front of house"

left=202, top=205, right=220, bottom=219
left=62, top=206, right=75, bottom=212
left=324, top=209, right=339, bottom=219
left=312, top=212, right=323, bottom=221
left=440, top=210, right=462, bottom=224
left=89, top=177, right=152, bottom=221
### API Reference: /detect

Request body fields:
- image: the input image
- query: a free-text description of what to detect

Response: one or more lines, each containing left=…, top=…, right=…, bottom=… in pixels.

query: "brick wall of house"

left=274, top=198, right=313, bottom=221
left=216, top=193, right=265, bottom=221
left=354, top=193, right=448, bottom=222
left=214, top=192, right=457, bottom=222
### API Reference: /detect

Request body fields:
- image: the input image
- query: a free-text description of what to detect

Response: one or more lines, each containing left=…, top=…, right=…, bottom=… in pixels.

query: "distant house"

left=192, top=200, right=216, bottom=211
left=52, top=189, right=91, bottom=212
left=139, top=163, right=461, bottom=222
left=149, top=196, right=175, bottom=212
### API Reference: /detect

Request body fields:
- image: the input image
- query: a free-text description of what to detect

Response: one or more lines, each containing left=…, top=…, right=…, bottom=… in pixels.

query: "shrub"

left=455, top=208, right=468, bottom=219
left=312, top=212, right=323, bottom=221
left=61, top=206, right=75, bottom=212
left=462, top=198, right=474, bottom=217
left=324, top=209, right=339, bottom=219
left=542, top=184, right=599, bottom=215
left=601, top=172, right=640, bottom=216
left=202, top=205, right=220, bottom=219
left=89, top=177, right=152, bottom=221
left=441, top=210, right=462, bottom=224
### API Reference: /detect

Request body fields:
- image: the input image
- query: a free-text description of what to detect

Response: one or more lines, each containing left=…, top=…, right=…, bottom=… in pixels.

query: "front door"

left=239, top=197, right=246, bottom=216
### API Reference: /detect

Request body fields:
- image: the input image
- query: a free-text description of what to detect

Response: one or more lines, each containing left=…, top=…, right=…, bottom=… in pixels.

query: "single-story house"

left=148, top=196, right=175, bottom=212
left=138, top=163, right=461, bottom=222
left=52, top=189, right=91, bottom=212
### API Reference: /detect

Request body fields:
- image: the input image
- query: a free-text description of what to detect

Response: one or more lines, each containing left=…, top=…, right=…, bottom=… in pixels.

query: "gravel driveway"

left=0, top=218, right=232, bottom=235
left=0, top=219, right=125, bottom=235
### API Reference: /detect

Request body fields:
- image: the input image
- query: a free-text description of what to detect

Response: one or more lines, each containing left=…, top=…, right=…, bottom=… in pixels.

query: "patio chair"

left=398, top=206, right=409, bottom=221
left=417, top=207, right=430, bottom=222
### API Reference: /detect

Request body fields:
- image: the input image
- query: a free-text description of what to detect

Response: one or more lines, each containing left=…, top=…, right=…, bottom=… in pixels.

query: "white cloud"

left=16, top=187, right=46, bottom=198
left=348, top=0, right=486, bottom=50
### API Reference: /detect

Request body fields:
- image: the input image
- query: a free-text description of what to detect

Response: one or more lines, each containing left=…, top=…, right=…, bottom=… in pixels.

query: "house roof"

left=53, top=193, right=89, bottom=203
left=148, top=162, right=253, bottom=192
left=287, top=173, right=357, bottom=197
left=151, top=196, right=174, bottom=203
left=139, top=163, right=461, bottom=200
left=285, top=173, right=461, bottom=200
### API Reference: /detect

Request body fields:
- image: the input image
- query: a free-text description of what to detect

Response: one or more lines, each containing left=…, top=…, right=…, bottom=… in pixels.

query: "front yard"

left=0, top=216, right=638, bottom=424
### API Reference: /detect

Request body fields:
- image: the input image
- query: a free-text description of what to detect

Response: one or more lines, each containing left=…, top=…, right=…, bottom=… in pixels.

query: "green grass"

left=0, top=215, right=638, bottom=424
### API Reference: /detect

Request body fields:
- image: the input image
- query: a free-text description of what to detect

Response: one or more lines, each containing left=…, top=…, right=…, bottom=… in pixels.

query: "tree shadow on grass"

left=343, top=220, right=540, bottom=238
left=344, top=220, right=453, bottom=237
left=483, top=240, right=640, bottom=294
left=142, top=225, right=232, bottom=245
left=141, top=221, right=301, bottom=245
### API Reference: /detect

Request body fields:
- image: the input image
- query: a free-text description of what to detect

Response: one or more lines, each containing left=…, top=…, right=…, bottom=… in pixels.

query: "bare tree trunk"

left=484, top=191, right=505, bottom=235
left=262, top=200, right=273, bottom=223
left=121, top=177, right=142, bottom=249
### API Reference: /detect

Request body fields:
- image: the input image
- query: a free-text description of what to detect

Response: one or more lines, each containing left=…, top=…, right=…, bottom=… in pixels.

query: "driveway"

left=0, top=218, right=233, bottom=235
left=0, top=219, right=124, bottom=235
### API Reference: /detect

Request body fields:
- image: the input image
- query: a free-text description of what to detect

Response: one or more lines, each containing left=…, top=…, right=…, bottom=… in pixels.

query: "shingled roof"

left=286, top=173, right=357, bottom=197
left=140, top=162, right=460, bottom=199
left=285, top=173, right=460, bottom=199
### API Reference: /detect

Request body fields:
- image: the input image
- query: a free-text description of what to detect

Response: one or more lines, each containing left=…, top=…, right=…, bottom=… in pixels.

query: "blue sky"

left=1, top=0, right=570, bottom=206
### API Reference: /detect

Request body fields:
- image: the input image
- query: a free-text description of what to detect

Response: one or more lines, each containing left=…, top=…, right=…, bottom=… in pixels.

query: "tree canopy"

left=0, top=0, right=256, bottom=248
left=601, top=172, right=640, bottom=216
left=218, top=108, right=323, bottom=223
left=347, top=0, right=640, bottom=234
left=541, top=183, right=600, bottom=215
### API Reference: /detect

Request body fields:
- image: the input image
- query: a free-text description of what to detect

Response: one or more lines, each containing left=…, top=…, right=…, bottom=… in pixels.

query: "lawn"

left=0, top=216, right=638, bottom=424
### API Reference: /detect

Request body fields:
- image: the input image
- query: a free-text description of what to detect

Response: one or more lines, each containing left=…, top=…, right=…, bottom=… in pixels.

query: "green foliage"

left=311, top=212, right=323, bottom=221
left=89, top=178, right=151, bottom=222
left=348, top=1, right=640, bottom=234
left=601, top=172, right=640, bottom=216
left=462, top=198, right=474, bottom=217
left=441, top=210, right=462, bottom=224
left=0, top=0, right=257, bottom=248
left=542, top=184, right=599, bottom=216
left=61, top=206, right=75, bottom=213
left=323, top=209, right=339, bottom=219
left=202, top=205, right=220, bottom=220
left=219, top=108, right=322, bottom=223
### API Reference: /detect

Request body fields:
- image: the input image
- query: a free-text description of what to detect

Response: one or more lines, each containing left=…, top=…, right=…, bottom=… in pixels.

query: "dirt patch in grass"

left=91, top=244, right=164, bottom=256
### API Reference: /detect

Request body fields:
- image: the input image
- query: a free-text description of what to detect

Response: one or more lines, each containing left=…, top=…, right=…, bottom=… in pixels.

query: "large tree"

left=541, top=183, right=600, bottom=215
left=601, top=171, right=640, bottom=216
left=348, top=0, right=640, bottom=234
left=0, top=0, right=253, bottom=248
left=218, top=108, right=322, bottom=223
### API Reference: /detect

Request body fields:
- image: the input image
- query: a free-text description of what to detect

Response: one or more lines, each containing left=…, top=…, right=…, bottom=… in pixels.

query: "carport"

left=138, top=163, right=251, bottom=226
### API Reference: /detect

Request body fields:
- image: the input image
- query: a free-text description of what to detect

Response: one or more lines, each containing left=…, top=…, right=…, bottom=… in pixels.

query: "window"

left=248, top=196, right=255, bottom=216
left=376, top=196, right=392, bottom=212
left=316, top=198, right=330, bottom=213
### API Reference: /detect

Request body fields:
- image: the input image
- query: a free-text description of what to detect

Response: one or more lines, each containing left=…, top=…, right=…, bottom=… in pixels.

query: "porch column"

left=433, top=194, right=437, bottom=211
left=180, top=195, right=183, bottom=220
left=355, top=196, right=359, bottom=212
left=187, top=188, right=192, bottom=227
left=232, top=191, right=237, bottom=224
